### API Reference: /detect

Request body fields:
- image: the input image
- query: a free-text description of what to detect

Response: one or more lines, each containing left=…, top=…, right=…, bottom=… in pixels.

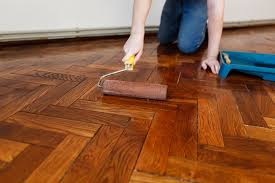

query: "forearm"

left=131, top=0, right=152, bottom=35
left=207, top=0, right=224, bottom=58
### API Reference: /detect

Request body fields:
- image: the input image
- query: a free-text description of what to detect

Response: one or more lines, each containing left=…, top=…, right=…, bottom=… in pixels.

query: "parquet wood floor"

left=0, top=25, right=274, bottom=183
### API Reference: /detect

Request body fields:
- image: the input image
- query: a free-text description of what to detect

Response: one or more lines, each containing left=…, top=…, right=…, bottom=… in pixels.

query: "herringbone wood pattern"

left=0, top=26, right=275, bottom=183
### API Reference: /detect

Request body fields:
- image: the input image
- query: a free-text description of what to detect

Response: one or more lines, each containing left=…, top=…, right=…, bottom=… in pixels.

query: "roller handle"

left=124, top=55, right=135, bottom=71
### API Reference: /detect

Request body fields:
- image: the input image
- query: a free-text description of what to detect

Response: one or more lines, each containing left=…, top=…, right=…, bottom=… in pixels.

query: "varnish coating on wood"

left=0, top=26, right=275, bottom=183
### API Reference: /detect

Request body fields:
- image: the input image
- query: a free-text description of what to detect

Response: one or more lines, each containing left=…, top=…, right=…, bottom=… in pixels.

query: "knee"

left=177, top=41, right=199, bottom=54
left=158, top=32, right=173, bottom=45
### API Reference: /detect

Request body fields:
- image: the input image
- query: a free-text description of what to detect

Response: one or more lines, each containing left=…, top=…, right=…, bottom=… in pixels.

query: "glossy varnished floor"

left=0, top=26, right=275, bottom=183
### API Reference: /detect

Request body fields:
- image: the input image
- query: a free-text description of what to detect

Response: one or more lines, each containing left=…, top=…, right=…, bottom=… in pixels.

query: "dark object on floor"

left=102, top=80, right=168, bottom=100
left=219, top=51, right=275, bottom=81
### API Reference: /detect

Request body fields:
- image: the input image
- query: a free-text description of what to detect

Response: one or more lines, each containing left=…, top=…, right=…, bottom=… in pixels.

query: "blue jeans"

left=158, top=0, right=208, bottom=53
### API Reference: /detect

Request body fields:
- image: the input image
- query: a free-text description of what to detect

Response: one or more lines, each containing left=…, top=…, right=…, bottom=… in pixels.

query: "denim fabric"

left=158, top=0, right=208, bottom=53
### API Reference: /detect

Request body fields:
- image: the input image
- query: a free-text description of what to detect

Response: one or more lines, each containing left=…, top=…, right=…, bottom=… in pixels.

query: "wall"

left=0, top=0, right=275, bottom=40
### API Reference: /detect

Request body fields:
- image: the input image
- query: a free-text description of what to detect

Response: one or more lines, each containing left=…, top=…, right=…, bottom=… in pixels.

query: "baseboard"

left=1, top=19, right=275, bottom=42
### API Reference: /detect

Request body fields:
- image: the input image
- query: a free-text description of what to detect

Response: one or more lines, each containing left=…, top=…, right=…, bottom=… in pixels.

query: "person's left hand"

left=201, top=57, right=220, bottom=74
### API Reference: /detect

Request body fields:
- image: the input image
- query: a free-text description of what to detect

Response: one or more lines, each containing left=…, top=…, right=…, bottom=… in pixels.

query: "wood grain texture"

left=216, top=90, right=247, bottom=137
left=198, top=145, right=275, bottom=175
left=62, top=126, right=124, bottom=183
left=224, top=136, right=275, bottom=157
left=166, top=157, right=275, bottom=183
left=71, top=99, right=155, bottom=120
left=136, top=133, right=171, bottom=175
left=0, top=78, right=39, bottom=90
left=245, top=125, right=275, bottom=142
left=0, top=138, right=28, bottom=162
left=265, top=86, right=275, bottom=103
left=6, top=111, right=100, bottom=138
left=233, top=90, right=268, bottom=127
left=23, top=81, right=79, bottom=113
left=0, top=122, right=65, bottom=148
left=25, top=135, right=89, bottom=183
left=136, top=111, right=177, bottom=174
left=0, top=88, right=30, bottom=108
left=90, top=129, right=146, bottom=183
left=0, top=73, right=63, bottom=86
left=130, top=171, right=189, bottom=183
left=247, top=84, right=275, bottom=118
left=198, top=97, right=224, bottom=147
left=0, top=145, right=53, bottom=183
left=0, top=85, right=51, bottom=121
left=40, top=105, right=130, bottom=127
left=55, top=78, right=97, bottom=107
left=265, top=117, right=275, bottom=128
left=169, top=103, right=198, bottom=159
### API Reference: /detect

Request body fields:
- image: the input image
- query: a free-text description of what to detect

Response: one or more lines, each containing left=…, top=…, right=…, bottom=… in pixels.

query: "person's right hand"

left=122, top=33, right=144, bottom=64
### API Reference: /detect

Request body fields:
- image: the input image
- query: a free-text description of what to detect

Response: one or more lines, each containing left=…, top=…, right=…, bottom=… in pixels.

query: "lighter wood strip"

left=198, top=98, right=224, bottom=147
left=245, top=125, right=275, bottom=142
left=25, top=134, right=89, bottom=183
left=6, top=112, right=100, bottom=138
left=264, top=117, right=275, bottom=129
left=0, top=138, right=28, bottom=162
left=130, top=171, right=189, bottom=183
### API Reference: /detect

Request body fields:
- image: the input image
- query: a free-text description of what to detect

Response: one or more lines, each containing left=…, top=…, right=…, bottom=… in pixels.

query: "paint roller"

left=97, top=55, right=168, bottom=100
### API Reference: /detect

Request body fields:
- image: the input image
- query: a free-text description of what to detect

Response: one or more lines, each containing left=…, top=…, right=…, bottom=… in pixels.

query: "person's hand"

left=122, top=33, right=144, bottom=63
left=201, top=57, right=220, bottom=74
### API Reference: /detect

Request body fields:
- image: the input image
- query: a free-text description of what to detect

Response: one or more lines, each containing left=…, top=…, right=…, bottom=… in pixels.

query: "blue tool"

left=218, top=51, right=275, bottom=82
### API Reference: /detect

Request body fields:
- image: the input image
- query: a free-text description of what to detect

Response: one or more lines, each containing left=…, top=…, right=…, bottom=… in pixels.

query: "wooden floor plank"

left=247, top=84, right=275, bottom=118
left=61, top=126, right=124, bottom=183
left=136, top=111, right=177, bottom=175
left=79, top=84, right=101, bottom=101
left=265, top=86, right=275, bottom=103
left=224, top=136, right=275, bottom=157
left=166, top=157, right=275, bottom=183
left=0, top=122, right=65, bottom=148
left=198, top=97, right=224, bottom=147
left=0, top=85, right=51, bottom=121
left=265, top=117, right=275, bottom=129
left=126, top=118, right=151, bottom=137
left=90, top=129, right=146, bottom=183
left=233, top=90, right=268, bottom=127
left=216, top=90, right=247, bottom=137
left=0, top=73, right=63, bottom=86
left=198, top=145, right=275, bottom=175
left=40, top=105, right=130, bottom=127
left=71, top=99, right=155, bottom=120
left=0, top=145, right=53, bottom=183
left=55, top=78, right=97, bottom=107
left=169, top=103, right=198, bottom=160
left=0, top=78, right=39, bottom=90
left=6, top=111, right=100, bottom=138
left=0, top=138, right=28, bottom=162
left=25, top=134, right=89, bottom=183
left=130, top=171, right=189, bottom=183
left=245, top=125, right=275, bottom=142
left=23, top=81, right=79, bottom=113
left=0, top=88, right=30, bottom=108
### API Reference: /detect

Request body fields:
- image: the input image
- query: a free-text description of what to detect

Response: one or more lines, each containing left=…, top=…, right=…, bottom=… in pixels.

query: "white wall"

left=0, top=0, right=275, bottom=33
